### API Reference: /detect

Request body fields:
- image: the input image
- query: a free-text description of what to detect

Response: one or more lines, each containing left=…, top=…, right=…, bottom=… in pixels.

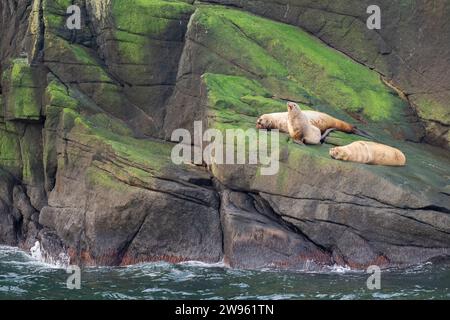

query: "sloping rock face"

left=0, top=0, right=449, bottom=270
left=200, top=0, right=450, bottom=149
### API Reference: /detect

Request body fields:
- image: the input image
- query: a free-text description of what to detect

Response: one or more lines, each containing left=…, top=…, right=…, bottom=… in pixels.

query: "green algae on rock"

left=2, top=59, right=41, bottom=121
left=194, top=6, right=422, bottom=142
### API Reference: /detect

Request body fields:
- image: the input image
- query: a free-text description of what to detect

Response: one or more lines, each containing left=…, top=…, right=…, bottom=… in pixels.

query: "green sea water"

left=0, top=246, right=449, bottom=300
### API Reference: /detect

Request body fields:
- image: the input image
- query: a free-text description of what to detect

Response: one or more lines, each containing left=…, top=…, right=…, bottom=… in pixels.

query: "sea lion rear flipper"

left=320, top=128, right=336, bottom=143
left=353, top=127, right=374, bottom=140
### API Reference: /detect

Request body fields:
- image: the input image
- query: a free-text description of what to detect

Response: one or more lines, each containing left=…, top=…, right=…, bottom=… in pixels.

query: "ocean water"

left=0, top=246, right=449, bottom=300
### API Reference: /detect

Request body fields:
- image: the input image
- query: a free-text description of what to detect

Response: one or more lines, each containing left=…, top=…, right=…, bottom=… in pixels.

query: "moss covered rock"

left=2, top=58, right=42, bottom=121
left=167, top=5, right=423, bottom=142
left=198, top=0, right=450, bottom=149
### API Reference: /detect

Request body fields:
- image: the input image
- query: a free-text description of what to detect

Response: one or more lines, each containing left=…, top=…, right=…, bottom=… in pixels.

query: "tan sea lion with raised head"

left=287, top=102, right=321, bottom=145
left=256, top=108, right=372, bottom=140
left=329, top=141, right=406, bottom=166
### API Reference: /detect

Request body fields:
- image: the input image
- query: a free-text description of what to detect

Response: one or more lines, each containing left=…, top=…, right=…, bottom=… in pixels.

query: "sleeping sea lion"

left=256, top=112, right=289, bottom=133
left=287, top=102, right=321, bottom=145
left=329, top=141, right=406, bottom=166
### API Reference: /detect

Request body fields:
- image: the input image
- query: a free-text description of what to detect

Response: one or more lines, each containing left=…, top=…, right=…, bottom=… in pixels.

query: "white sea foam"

left=30, top=241, right=42, bottom=261
left=0, top=244, right=69, bottom=269
left=325, top=264, right=355, bottom=273
left=179, top=260, right=226, bottom=268
left=29, top=241, right=70, bottom=269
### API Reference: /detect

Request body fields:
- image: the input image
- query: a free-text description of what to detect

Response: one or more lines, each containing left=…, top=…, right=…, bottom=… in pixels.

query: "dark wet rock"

left=220, top=189, right=331, bottom=270
left=36, top=98, right=223, bottom=265
left=0, top=169, right=18, bottom=246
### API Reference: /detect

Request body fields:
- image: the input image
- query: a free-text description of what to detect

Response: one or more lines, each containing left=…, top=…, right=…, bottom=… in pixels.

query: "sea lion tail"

left=352, top=127, right=374, bottom=140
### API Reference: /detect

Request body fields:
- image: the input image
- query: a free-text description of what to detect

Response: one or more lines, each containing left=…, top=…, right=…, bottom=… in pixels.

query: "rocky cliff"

left=0, top=0, right=449, bottom=270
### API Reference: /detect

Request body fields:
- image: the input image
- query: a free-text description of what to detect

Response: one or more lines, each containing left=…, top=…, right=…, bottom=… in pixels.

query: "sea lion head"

left=287, top=101, right=301, bottom=114
left=256, top=115, right=272, bottom=130
left=329, top=147, right=349, bottom=161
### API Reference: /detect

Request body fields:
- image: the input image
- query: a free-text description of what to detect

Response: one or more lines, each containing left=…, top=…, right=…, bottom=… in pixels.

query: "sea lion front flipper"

left=293, top=139, right=304, bottom=146
left=320, top=128, right=336, bottom=143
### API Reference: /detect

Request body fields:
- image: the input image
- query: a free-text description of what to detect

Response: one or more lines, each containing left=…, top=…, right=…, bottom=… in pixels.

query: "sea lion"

left=287, top=102, right=321, bottom=145
left=256, top=112, right=289, bottom=133
left=305, top=111, right=353, bottom=134
left=329, top=141, right=406, bottom=166
left=256, top=109, right=372, bottom=140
